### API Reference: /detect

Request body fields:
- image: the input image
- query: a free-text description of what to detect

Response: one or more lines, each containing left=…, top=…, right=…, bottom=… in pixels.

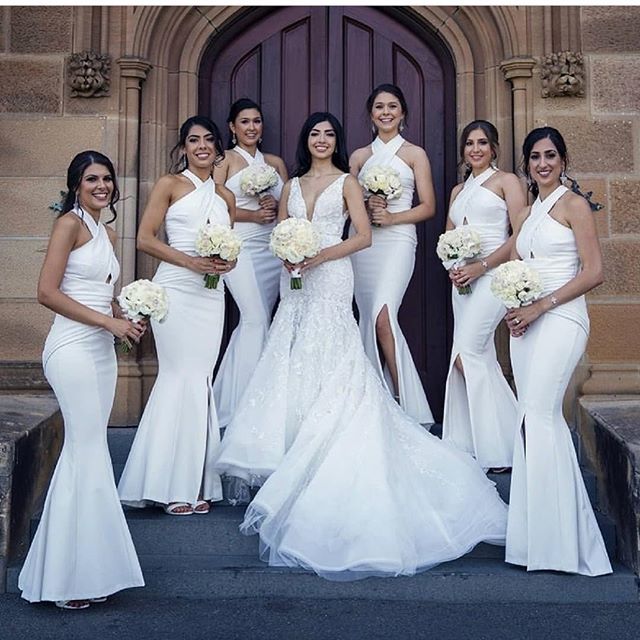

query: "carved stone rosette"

left=67, top=50, right=112, bottom=98
left=540, top=51, right=585, bottom=98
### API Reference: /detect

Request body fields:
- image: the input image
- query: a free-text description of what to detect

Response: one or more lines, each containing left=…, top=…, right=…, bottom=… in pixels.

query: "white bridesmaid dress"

left=350, top=135, right=433, bottom=425
left=19, top=209, right=144, bottom=603
left=213, top=147, right=284, bottom=427
left=118, top=170, right=230, bottom=507
left=213, top=174, right=507, bottom=581
left=441, top=167, right=518, bottom=469
left=505, top=184, right=612, bottom=576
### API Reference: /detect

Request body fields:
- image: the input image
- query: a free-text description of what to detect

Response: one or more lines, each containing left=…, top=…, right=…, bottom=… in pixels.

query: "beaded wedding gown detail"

left=213, top=174, right=507, bottom=580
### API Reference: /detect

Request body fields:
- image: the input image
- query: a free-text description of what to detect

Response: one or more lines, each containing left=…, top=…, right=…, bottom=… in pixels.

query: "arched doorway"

left=198, top=6, right=457, bottom=419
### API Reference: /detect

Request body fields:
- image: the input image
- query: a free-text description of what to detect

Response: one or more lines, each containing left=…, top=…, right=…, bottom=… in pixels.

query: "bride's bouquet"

left=436, top=227, right=483, bottom=294
left=490, top=260, right=544, bottom=308
left=195, top=223, right=243, bottom=289
left=240, top=164, right=280, bottom=197
left=359, top=165, right=403, bottom=201
left=117, top=279, right=169, bottom=352
left=269, top=217, right=320, bottom=290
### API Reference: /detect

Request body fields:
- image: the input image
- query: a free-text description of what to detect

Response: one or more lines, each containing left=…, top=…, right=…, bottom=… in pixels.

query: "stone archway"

left=116, top=5, right=547, bottom=422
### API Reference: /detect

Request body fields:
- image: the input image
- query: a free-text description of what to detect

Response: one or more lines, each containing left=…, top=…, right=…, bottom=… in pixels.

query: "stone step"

left=6, top=557, right=637, bottom=603
left=107, top=429, right=597, bottom=505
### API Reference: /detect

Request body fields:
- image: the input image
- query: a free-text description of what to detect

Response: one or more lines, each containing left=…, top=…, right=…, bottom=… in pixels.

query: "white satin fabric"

left=350, top=135, right=433, bottom=424
left=442, top=168, right=518, bottom=468
left=19, top=209, right=144, bottom=602
left=213, top=147, right=284, bottom=427
left=506, top=185, right=612, bottom=576
left=213, top=174, right=507, bottom=581
left=118, top=170, right=230, bottom=507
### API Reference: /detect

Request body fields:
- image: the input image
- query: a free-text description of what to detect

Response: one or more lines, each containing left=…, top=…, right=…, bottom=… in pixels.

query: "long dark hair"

left=521, top=126, right=602, bottom=210
left=521, top=126, right=569, bottom=199
left=459, top=120, right=499, bottom=179
left=366, top=83, right=409, bottom=133
left=292, top=112, right=350, bottom=177
left=60, top=150, right=120, bottom=223
left=169, top=115, right=225, bottom=173
left=227, top=98, right=264, bottom=149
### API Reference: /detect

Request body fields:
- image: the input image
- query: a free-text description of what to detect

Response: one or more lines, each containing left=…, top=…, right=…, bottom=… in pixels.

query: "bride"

left=212, top=112, right=507, bottom=580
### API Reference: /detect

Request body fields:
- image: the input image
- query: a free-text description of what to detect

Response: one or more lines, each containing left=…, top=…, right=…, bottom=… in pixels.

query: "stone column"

left=500, top=57, right=537, bottom=166
left=111, top=56, right=152, bottom=426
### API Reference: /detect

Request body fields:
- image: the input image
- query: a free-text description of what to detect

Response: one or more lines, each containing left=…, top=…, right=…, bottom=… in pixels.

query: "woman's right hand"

left=366, top=194, right=387, bottom=214
left=105, top=317, right=146, bottom=342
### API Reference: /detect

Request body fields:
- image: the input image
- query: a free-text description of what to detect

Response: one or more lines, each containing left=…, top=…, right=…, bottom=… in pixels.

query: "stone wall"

left=0, top=6, right=639, bottom=426
left=0, top=7, right=119, bottom=363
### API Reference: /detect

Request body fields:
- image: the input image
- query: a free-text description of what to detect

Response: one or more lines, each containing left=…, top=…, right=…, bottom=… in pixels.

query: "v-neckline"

left=296, top=174, right=344, bottom=223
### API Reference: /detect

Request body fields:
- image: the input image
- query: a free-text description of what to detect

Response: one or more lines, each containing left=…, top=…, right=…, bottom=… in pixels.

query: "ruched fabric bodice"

left=43, top=209, right=119, bottom=366
left=154, top=169, right=230, bottom=289
left=225, top=147, right=284, bottom=240
left=358, top=135, right=416, bottom=241
left=450, top=167, right=510, bottom=256
left=516, top=185, right=588, bottom=334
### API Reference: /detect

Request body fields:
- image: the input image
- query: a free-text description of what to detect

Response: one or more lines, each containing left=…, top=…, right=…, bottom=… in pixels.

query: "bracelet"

left=480, top=259, right=489, bottom=271
left=549, top=295, right=559, bottom=307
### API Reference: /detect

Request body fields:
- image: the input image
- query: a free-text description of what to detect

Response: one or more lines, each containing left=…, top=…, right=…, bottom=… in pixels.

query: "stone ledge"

left=0, top=394, right=61, bottom=593
left=0, top=361, right=50, bottom=394
left=578, top=395, right=640, bottom=575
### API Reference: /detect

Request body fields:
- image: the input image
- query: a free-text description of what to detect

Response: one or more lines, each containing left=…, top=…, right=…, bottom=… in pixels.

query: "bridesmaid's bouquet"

left=117, top=279, right=169, bottom=352
left=195, top=223, right=243, bottom=289
left=359, top=165, right=403, bottom=201
left=490, top=260, right=544, bottom=308
left=240, top=164, right=280, bottom=197
left=436, top=227, right=483, bottom=294
left=269, top=218, right=320, bottom=290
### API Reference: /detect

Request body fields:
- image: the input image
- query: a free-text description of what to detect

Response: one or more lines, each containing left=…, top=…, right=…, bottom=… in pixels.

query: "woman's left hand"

left=211, top=257, right=236, bottom=274
left=369, top=207, right=394, bottom=227
left=450, top=262, right=485, bottom=288
left=505, top=301, right=544, bottom=337
left=300, top=249, right=328, bottom=273
left=258, top=194, right=278, bottom=212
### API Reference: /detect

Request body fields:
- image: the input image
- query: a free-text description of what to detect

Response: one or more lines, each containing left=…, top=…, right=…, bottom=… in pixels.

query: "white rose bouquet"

left=359, top=165, right=403, bottom=201
left=436, top=227, right=483, bottom=294
left=490, top=260, right=544, bottom=308
left=240, top=163, right=280, bottom=197
left=269, top=217, right=321, bottom=290
left=117, top=279, right=169, bottom=352
left=195, top=223, right=243, bottom=289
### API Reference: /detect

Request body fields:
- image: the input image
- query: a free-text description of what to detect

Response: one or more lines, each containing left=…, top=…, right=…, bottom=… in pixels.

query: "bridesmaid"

left=441, top=121, right=524, bottom=471
left=349, top=83, right=436, bottom=424
left=118, top=116, right=235, bottom=516
left=505, top=126, right=612, bottom=576
left=19, top=151, right=144, bottom=609
left=212, top=98, right=288, bottom=428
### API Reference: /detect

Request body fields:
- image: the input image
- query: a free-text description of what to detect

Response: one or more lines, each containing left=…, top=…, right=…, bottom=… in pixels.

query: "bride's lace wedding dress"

left=213, top=173, right=507, bottom=580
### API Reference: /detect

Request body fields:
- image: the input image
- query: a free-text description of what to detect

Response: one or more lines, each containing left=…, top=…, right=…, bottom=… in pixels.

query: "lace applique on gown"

left=213, top=174, right=507, bottom=580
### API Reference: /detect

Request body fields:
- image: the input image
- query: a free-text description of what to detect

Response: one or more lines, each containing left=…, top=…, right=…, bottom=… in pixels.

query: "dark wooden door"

left=199, top=6, right=456, bottom=419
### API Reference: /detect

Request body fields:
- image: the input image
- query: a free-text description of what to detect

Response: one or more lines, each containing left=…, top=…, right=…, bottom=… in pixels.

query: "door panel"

left=199, top=7, right=456, bottom=419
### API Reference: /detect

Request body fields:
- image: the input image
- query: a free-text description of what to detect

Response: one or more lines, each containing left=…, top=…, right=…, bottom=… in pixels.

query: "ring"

left=514, top=318, right=521, bottom=325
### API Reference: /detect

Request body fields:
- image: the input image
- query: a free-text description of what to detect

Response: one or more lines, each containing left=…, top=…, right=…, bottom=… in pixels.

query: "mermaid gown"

left=350, top=135, right=433, bottom=425
left=19, top=209, right=144, bottom=602
left=213, top=174, right=507, bottom=580
left=118, top=170, right=230, bottom=507
left=441, top=167, right=518, bottom=468
left=505, top=184, right=612, bottom=576
left=213, top=147, right=284, bottom=427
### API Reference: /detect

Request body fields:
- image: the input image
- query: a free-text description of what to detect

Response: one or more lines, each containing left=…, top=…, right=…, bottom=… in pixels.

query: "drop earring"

left=398, top=118, right=405, bottom=133
left=232, top=133, right=237, bottom=146
left=560, top=168, right=567, bottom=182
